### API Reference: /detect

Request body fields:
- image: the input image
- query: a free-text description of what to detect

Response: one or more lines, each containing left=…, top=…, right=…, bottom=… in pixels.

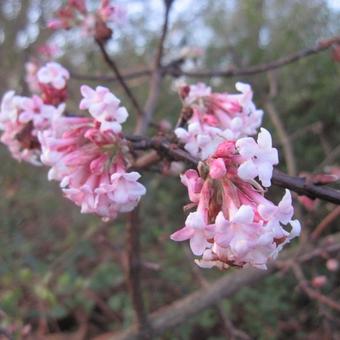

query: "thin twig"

left=185, top=247, right=251, bottom=340
left=266, top=72, right=297, bottom=176
left=96, top=40, right=144, bottom=118
left=136, top=0, right=174, bottom=134
left=311, top=206, right=340, bottom=240
left=73, top=36, right=340, bottom=83
left=272, top=169, right=340, bottom=205
left=178, top=36, right=340, bottom=78
left=125, top=207, right=152, bottom=339
left=291, top=263, right=340, bottom=312
left=126, top=134, right=340, bottom=204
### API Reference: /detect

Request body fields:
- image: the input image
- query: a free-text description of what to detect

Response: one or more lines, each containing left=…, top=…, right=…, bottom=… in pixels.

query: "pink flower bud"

left=297, top=195, right=318, bottom=211
left=209, top=158, right=226, bottom=179
left=214, top=141, right=236, bottom=158
left=159, top=119, right=172, bottom=131
left=311, top=275, right=327, bottom=288
left=326, top=258, right=339, bottom=272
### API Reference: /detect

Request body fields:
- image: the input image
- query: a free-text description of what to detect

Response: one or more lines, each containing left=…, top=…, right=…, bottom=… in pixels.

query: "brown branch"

left=126, top=135, right=340, bottom=205
left=271, top=169, right=340, bottom=205
left=291, top=263, right=340, bottom=312
left=96, top=233, right=340, bottom=339
left=311, top=206, right=340, bottom=240
left=73, top=36, right=339, bottom=86
left=96, top=40, right=144, bottom=118
left=185, top=248, right=250, bottom=340
left=266, top=72, right=297, bottom=176
left=177, top=36, right=340, bottom=78
left=125, top=207, right=152, bottom=339
left=136, top=0, right=174, bottom=134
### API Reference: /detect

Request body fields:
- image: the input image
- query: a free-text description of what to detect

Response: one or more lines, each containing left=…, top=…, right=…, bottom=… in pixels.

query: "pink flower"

left=175, top=118, right=226, bottom=160
left=39, top=97, right=145, bottom=221
left=48, top=19, right=69, bottom=30
left=326, top=259, right=339, bottom=272
left=36, top=62, right=70, bottom=106
left=171, top=210, right=214, bottom=256
left=171, top=140, right=300, bottom=270
left=0, top=91, right=21, bottom=125
left=311, top=275, right=327, bottom=288
left=236, top=128, right=279, bottom=187
left=175, top=82, right=264, bottom=161
left=19, top=96, right=62, bottom=130
left=258, top=189, right=294, bottom=226
left=0, top=91, right=63, bottom=165
left=98, top=0, right=126, bottom=23
left=180, top=169, right=203, bottom=203
left=80, top=85, right=128, bottom=133
left=297, top=195, right=318, bottom=211
left=96, top=170, right=146, bottom=213
left=69, top=0, right=87, bottom=13
left=209, top=158, right=226, bottom=179
left=181, top=83, right=211, bottom=106
left=48, top=1, right=87, bottom=30
left=37, top=62, right=70, bottom=90
left=48, top=0, right=124, bottom=40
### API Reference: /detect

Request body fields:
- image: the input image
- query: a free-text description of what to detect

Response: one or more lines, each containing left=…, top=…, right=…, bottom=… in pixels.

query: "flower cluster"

left=25, top=43, right=61, bottom=94
left=171, top=82, right=300, bottom=270
left=39, top=85, right=145, bottom=221
left=175, top=82, right=263, bottom=160
left=48, top=0, right=125, bottom=41
left=1, top=56, right=300, bottom=263
left=0, top=91, right=63, bottom=165
left=37, top=62, right=70, bottom=105
left=171, top=141, right=300, bottom=270
left=0, top=62, right=69, bottom=165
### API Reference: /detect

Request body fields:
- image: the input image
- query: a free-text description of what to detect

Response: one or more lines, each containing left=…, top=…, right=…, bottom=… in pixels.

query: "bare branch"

left=125, top=208, right=152, bottom=339
left=136, top=0, right=174, bottom=134
left=271, top=169, right=340, bottom=205
left=291, top=263, right=340, bottom=312
left=185, top=248, right=251, bottom=340
left=72, top=36, right=339, bottom=85
left=96, top=40, right=145, bottom=118
left=126, top=135, right=340, bottom=205
left=311, top=206, right=340, bottom=240
left=97, top=233, right=340, bottom=340
left=177, top=36, right=340, bottom=78
left=266, top=72, right=297, bottom=176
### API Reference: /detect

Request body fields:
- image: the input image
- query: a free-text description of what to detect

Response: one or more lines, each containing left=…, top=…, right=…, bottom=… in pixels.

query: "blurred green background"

left=0, top=0, right=339, bottom=338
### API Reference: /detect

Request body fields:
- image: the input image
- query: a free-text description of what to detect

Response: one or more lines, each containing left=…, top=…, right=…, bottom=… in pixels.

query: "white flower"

left=96, top=171, right=146, bottom=213
left=80, top=85, right=128, bottom=133
left=0, top=91, right=22, bottom=126
left=175, top=121, right=224, bottom=160
left=170, top=210, right=215, bottom=256
left=236, top=128, right=279, bottom=187
left=37, top=62, right=70, bottom=89
left=258, top=189, right=294, bottom=226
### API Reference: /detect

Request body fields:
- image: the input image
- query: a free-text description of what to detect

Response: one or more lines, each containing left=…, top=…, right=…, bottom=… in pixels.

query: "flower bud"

left=209, top=158, right=226, bottom=179
left=311, top=275, right=327, bottom=288
left=326, top=258, right=339, bottom=272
